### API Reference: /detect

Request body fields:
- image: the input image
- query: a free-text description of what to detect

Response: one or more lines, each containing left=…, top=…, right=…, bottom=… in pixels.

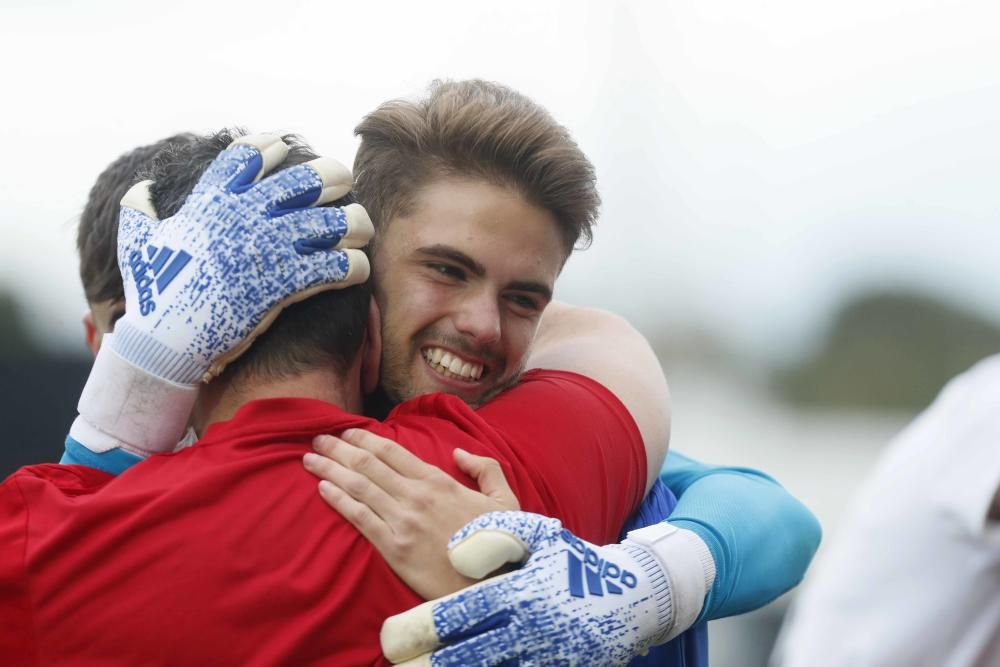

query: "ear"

left=83, top=310, right=101, bottom=357
left=361, top=296, right=382, bottom=395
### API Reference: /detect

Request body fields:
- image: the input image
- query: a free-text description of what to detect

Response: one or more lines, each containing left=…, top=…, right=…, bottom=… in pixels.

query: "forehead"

left=381, top=177, right=567, bottom=283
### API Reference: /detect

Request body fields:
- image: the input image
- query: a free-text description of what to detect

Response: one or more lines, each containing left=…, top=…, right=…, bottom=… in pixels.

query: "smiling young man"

left=50, top=81, right=819, bottom=664
left=353, top=79, right=605, bottom=417
left=372, top=178, right=561, bottom=408
left=0, top=134, right=662, bottom=664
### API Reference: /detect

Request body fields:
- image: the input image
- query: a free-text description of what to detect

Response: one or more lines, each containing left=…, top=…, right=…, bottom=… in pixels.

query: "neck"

left=192, top=367, right=361, bottom=435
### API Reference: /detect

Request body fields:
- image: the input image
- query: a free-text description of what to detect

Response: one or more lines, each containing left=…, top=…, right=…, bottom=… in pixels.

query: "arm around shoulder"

left=662, top=450, right=822, bottom=621
left=527, top=302, right=670, bottom=490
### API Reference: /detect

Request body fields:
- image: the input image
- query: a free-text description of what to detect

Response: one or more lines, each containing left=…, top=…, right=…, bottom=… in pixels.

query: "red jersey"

left=0, top=370, right=645, bottom=666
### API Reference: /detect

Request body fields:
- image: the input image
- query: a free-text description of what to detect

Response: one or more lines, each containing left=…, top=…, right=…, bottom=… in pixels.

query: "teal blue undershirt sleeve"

left=60, top=435, right=142, bottom=476
left=661, top=450, right=822, bottom=623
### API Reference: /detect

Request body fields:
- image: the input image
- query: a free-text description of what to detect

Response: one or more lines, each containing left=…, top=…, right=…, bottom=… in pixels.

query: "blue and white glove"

left=381, top=511, right=715, bottom=666
left=71, top=134, right=374, bottom=458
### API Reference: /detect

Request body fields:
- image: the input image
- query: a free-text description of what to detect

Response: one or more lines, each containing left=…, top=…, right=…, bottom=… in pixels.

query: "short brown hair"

left=353, top=79, right=600, bottom=256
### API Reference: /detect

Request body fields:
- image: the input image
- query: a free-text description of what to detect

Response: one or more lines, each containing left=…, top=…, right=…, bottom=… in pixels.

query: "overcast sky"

left=2, top=0, right=999, bottom=359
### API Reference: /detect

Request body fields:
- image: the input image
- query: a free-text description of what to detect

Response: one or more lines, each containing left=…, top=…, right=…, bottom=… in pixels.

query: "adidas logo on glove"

left=560, top=529, right=638, bottom=598
left=128, top=245, right=192, bottom=316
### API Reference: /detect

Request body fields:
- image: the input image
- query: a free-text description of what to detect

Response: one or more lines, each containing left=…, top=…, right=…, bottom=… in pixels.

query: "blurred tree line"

left=0, top=291, right=90, bottom=478
left=775, top=291, right=1000, bottom=411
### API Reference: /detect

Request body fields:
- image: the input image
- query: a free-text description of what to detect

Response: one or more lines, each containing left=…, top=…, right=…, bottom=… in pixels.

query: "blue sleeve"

left=661, top=450, right=822, bottom=623
left=60, top=435, right=140, bottom=476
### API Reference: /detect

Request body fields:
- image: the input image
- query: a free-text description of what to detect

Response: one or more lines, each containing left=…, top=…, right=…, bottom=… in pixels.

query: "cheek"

left=381, top=280, right=451, bottom=335
left=501, top=317, right=541, bottom=367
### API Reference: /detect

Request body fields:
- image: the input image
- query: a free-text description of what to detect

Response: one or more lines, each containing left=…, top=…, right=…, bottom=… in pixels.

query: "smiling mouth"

left=422, top=346, right=486, bottom=382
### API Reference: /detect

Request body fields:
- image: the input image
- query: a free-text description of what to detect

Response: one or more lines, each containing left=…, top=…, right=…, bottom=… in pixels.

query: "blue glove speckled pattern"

left=381, top=511, right=674, bottom=666
left=112, top=134, right=373, bottom=384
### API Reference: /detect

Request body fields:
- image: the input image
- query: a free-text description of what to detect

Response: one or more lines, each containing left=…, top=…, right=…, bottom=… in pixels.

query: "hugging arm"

left=527, top=303, right=820, bottom=622
left=525, top=302, right=670, bottom=491
left=309, top=304, right=820, bottom=663
left=302, top=429, right=520, bottom=600
left=661, top=450, right=821, bottom=621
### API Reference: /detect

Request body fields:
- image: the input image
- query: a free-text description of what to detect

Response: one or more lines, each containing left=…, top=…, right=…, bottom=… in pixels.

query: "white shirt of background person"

left=772, top=355, right=1000, bottom=667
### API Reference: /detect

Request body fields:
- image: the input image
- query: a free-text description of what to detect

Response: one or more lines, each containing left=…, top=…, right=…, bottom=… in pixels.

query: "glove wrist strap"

left=75, top=334, right=199, bottom=457
left=624, top=522, right=716, bottom=644
left=111, top=319, right=206, bottom=385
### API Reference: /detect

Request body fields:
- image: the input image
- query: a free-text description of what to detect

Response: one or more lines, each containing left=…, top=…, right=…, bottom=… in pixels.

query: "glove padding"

left=381, top=511, right=676, bottom=666
left=113, top=133, right=373, bottom=384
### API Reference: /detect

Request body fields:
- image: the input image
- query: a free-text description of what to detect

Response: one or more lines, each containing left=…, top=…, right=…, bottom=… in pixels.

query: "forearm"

left=661, top=450, right=822, bottom=622
left=64, top=337, right=197, bottom=470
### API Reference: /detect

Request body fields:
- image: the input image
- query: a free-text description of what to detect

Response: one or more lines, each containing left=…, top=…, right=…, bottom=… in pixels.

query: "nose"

left=453, top=289, right=502, bottom=347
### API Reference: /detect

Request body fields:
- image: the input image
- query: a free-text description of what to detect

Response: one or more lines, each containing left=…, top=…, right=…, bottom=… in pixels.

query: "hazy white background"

left=2, top=0, right=999, bottom=360
left=3, top=1, right=999, bottom=664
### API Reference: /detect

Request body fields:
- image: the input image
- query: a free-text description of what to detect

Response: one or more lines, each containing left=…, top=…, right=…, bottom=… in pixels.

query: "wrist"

left=623, top=522, right=716, bottom=644
left=77, top=336, right=199, bottom=457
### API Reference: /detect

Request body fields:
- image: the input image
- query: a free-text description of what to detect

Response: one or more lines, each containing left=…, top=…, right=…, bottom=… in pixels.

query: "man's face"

left=373, top=177, right=566, bottom=406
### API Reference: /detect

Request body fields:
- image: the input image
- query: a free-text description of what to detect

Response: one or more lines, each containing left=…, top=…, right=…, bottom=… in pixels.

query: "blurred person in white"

left=772, top=355, right=1000, bottom=666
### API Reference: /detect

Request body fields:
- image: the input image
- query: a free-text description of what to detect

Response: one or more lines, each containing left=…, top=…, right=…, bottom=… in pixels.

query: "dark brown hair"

left=353, top=79, right=600, bottom=256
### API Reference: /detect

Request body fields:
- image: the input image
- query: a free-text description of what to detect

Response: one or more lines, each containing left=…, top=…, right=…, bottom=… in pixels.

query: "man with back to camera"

left=52, top=81, right=818, bottom=663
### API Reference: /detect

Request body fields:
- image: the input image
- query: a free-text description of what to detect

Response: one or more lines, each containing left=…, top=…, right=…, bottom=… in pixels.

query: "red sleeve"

left=475, top=369, right=646, bottom=543
left=0, top=476, right=38, bottom=666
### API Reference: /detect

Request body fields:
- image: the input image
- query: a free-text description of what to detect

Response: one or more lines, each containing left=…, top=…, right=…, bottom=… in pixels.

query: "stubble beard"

left=376, top=322, right=522, bottom=410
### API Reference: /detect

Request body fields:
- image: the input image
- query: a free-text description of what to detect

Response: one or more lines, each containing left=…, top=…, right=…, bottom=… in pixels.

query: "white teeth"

left=423, top=347, right=486, bottom=382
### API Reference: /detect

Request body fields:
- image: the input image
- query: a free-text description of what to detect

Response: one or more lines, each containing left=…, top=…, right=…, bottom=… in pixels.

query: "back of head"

left=353, top=79, right=600, bottom=257
left=78, top=133, right=198, bottom=304
left=141, top=129, right=370, bottom=383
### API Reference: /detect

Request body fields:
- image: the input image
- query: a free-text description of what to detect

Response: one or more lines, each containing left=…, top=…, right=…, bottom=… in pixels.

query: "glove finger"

left=303, top=156, right=352, bottom=206
left=448, top=511, right=563, bottom=579
left=117, top=180, right=161, bottom=277
left=304, top=247, right=371, bottom=288
left=381, top=576, right=515, bottom=663
left=381, top=597, right=441, bottom=663
left=422, top=628, right=518, bottom=667
left=252, top=157, right=352, bottom=212
left=119, top=180, right=159, bottom=221
left=280, top=249, right=370, bottom=294
left=198, top=134, right=289, bottom=194
left=286, top=204, right=375, bottom=254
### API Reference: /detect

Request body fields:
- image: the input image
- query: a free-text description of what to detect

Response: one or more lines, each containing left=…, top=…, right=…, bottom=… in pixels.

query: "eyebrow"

left=415, top=244, right=553, bottom=302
